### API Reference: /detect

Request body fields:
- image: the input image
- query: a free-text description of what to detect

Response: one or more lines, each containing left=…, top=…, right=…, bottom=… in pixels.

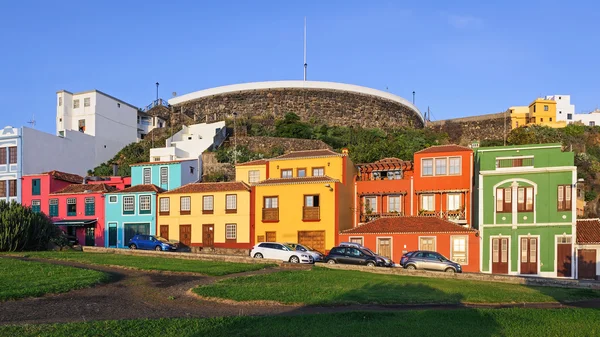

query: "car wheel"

left=289, top=256, right=300, bottom=263
left=366, top=261, right=376, bottom=267
left=254, top=253, right=263, bottom=259
left=155, top=246, right=162, bottom=251
left=406, top=264, right=416, bottom=270
left=129, top=244, right=137, bottom=250
left=327, top=259, right=336, bottom=264
left=445, top=268, right=456, bottom=274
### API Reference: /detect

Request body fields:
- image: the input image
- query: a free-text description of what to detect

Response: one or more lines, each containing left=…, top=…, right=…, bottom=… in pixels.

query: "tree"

left=0, top=201, right=58, bottom=252
left=274, top=113, right=313, bottom=139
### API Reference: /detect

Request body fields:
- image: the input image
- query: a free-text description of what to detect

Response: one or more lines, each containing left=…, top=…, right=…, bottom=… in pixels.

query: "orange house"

left=413, top=145, right=473, bottom=227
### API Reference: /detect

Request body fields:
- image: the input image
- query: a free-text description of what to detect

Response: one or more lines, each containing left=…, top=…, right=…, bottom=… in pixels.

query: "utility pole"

left=412, top=91, right=415, bottom=105
left=303, top=17, right=307, bottom=81
left=155, top=82, right=159, bottom=103
left=233, top=112, right=238, bottom=165
left=504, top=109, right=507, bottom=146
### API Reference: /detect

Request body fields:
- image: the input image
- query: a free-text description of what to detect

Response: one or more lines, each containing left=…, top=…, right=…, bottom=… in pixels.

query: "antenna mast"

left=27, top=114, right=36, bottom=128
left=303, top=17, right=307, bottom=81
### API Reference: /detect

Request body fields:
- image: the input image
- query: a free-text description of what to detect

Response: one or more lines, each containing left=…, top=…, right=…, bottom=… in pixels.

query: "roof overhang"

left=54, top=219, right=97, bottom=227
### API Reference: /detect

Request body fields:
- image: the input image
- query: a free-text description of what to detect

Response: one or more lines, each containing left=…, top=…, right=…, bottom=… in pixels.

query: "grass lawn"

left=0, top=258, right=109, bottom=301
left=194, top=267, right=600, bottom=305
left=2, top=308, right=599, bottom=337
left=10, top=251, right=276, bottom=276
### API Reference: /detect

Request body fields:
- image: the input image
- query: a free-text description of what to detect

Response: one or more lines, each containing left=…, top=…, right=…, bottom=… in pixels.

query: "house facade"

left=21, top=171, right=84, bottom=212
left=475, top=143, right=577, bottom=278
left=157, top=182, right=252, bottom=250
left=575, top=219, right=600, bottom=280
left=104, top=185, right=164, bottom=248
left=130, top=159, right=198, bottom=190
left=0, top=127, right=22, bottom=203
left=235, top=159, right=268, bottom=184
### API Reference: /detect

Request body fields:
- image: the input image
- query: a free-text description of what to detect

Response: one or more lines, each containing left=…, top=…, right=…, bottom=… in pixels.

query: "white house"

left=137, top=111, right=166, bottom=141
left=572, top=109, right=600, bottom=127
left=544, top=95, right=600, bottom=127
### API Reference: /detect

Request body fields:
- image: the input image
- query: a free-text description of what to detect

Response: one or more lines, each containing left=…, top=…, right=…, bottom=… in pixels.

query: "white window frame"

left=248, top=170, right=260, bottom=183
left=226, top=224, right=237, bottom=240
left=159, top=197, right=170, bottom=212
left=108, top=195, right=118, bottom=203
left=349, top=237, right=364, bottom=245
left=67, top=198, right=76, bottom=205
left=84, top=97, right=90, bottom=107
left=419, top=236, right=436, bottom=251
left=435, top=158, right=447, bottom=175
left=421, top=194, right=434, bottom=211
left=143, top=167, right=151, bottom=184
left=421, top=158, right=433, bottom=176
left=447, top=193, right=461, bottom=211
left=364, top=196, right=377, bottom=213
left=203, top=195, right=214, bottom=211
left=123, top=196, right=135, bottom=213
left=160, top=167, right=168, bottom=186
left=73, top=99, right=80, bottom=109
left=139, top=195, right=151, bottom=212
left=387, top=195, right=401, bottom=213
left=264, top=196, right=278, bottom=209
left=226, top=194, right=237, bottom=211
left=32, top=200, right=41, bottom=206
left=451, top=235, right=468, bottom=265
left=312, top=167, right=325, bottom=177
left=180, top=196, right=191, bottom=212
left=281, top=169, right=293, bottom=178
left=49, top=199, right=58, bottom=205
left=449, top=157, right=461, bottom=175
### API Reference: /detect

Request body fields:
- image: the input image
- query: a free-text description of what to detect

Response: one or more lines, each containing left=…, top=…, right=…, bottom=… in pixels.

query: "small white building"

left=572, top=109, right=600, bottom=127
left=545, top=95, right=575, bottom=123
left=149, top=121, right=227, bottom=180
left=137, top=111, right=166, bottom=141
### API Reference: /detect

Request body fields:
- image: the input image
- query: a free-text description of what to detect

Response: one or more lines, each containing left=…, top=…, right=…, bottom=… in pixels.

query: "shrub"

left=0, top=201, right=57, bottom=252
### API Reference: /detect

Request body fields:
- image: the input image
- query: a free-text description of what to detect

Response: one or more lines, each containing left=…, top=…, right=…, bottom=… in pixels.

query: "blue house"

left=104, top=184, right=165, bottom=248
left=130, top=159, right=198, bottom=190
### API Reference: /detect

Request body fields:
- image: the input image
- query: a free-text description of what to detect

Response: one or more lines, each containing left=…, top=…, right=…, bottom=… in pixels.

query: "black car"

left=325, top=246, right=379, bottom=267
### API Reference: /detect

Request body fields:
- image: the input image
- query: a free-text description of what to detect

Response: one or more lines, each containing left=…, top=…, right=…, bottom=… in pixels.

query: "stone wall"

left=234, top=136, right=331, bottom=153
left=173, top=88, right=424, bottom=129
left=202, top=152, right=234, bottom=179
left=428, top=112, right=511, bottom=145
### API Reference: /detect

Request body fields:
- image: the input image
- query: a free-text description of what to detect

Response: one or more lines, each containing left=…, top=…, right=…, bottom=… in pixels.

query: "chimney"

left=112, top=163, right=118, bottom=176
left=83, top=176, right=87, bottom=184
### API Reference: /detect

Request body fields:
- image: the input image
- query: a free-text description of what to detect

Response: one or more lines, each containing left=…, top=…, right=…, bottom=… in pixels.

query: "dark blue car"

left=128, top=235, right=177, bottom=251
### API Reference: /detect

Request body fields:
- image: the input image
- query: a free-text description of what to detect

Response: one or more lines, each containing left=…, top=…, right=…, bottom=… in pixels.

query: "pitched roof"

left=270, top=149, right=343, bottom=161
left=416, top=144, right=473, bottom=154
left=577, top=219, right=600, bottom=244
left=236, top=159, right=268, bottom=166
left=106, top=184, right=165, bottom=194
left=254, top=176, right=339, bottom=186
left=341, top=216, right=477, bottom=234
left=51, top=183, right=118, bottom=195
left=130, top=159, right=196, bottom=167
left=162, top=181, right=250, bottom=194
left=357, top=157, right=413, bottom=171
left=42, top=170, right=84, bottom=184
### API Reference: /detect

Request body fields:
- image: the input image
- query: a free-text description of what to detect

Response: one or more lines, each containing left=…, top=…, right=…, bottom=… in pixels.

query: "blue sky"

left=1, top=0, right=598, bottom=133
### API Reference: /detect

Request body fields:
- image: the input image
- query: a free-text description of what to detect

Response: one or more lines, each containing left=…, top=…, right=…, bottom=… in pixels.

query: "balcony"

left=496, top=157, right=534, bottom=169
left=444, top=209, right=467, bottom=223
left=262, top=208, right=279, bottom=222
left=360, top=212, right=403, bottom=223
left=303, top=207, right=320, bottom=221
left=418, top=210, right=442, bottom=217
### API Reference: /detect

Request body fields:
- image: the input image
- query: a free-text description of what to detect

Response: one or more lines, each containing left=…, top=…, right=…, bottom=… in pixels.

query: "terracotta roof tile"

left=51, top=183, right=118, bottom=195
left=270, top=149, right=343, bottom=161
left=162, top=182, right=250, bottom=195
left=130, top=159, right=196, bottom=167
left=255, top=176, right=339, bottom=186
left=357, top=157, right=413, bottom=170
left=416, top=144, right=473, bottom=154
left=236, top=159, right=268, bottom=166
left=341, top=216, right=476, bottom=234
left=577, top=219, right=600, bottom=244
left=107, top=184, right=165, bottom=194
left=41, top=170, right=84, bottom=184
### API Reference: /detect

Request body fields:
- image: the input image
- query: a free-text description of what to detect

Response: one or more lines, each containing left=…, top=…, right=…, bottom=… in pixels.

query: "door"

left=202, top=225, right=214, bottom=247
left=556, top=243, right=572, bottom=277
left=378, top=238, right=392, bottom=260
left=266, top=231, right=276, bottom=242
left=124, top=223, right=150, bottom=245
left=85, top=227, right=95, bottom=246
left=297, top=231, right=326, bottom=253
left=578, top=249, right=597, bottom=279
left=108, top=224, right=117, bottom=247
left=520, top=237, right=538, bottom=274
left=179, top=225, right=191, bottom=247
left=491, top=238, right=509, bottom=274
left=160, top=225, right=169, bottom=240
left=345, top=248, right=364, bottom=265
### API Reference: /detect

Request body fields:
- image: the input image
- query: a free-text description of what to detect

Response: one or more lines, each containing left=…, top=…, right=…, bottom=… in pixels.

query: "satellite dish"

left=172, top=92, right=177, bottom=97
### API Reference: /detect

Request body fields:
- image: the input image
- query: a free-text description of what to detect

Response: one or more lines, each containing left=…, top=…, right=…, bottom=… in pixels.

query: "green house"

left=474, top=143, right=576, bottom=278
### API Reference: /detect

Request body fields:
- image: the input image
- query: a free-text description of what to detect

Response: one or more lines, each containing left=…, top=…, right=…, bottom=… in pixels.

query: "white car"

left=250, top=242, right=314, bottom=264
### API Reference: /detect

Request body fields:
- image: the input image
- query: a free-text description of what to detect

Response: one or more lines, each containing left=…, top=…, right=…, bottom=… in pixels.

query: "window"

left=590, top=121, right=596, bottom=127
left=263, top=196, right=279, bottom=221
left=8, top=180, right=17, bottom=197
left=492, top=239, right=499, bottom=263
left=67, top=198, right=77, bottom=216
left=533, top=105, right=536, bottom=113
left=496, top=188, right=512, bottom=212
left=0, top=148, right=6, bottom=164
left=73, top=99, right=80, bottom=108
left=447, top=194, right=461, bottom=211
left=422, top=159, right=433, bottom=176
left=123, top=196, right=135, bottom=214
left=421, top=194, right=434, bottom=211
left=449, top=157, right=461, bottom=175
left=557, top=185, right=572, bottom=211
left=226, top=194, right=237, bottom=213
left=143, top=168, right=151, bottom=184
left=78, top=119, right=86, bottom=132
left=281, top=169, right=293, bottom=178
left=160, top=167, right=168, bottom=185
left=0, top=181, right=5, bottom=197
left=312, top=167, right=324, bottom=177
left=558, top=236, right=572, bottom=244
left=83, top=197, right=95, bottom=215
left=58, top=97, right=62, bottom=106
left=350, top=237, right=363, bottom=245
left=248, top=170, right=260, bottom=183
left=84, top=97, right=90, bottom=107
left=139, top=195, right=151, bottom=214
left=435, top=158, right=447, bottom=175
left=550, top=118, right=553, bottom=122
left=364, top=196, right=376, bottom=213
left=159, top=197, right=170, bottom=215
left=153, top=157, right=160, bottom=162
left=297, top=168, right=306, bottom=177
left=544, top=105, right=548, bottom=111
left=304, top=195, right=321, bottom=219
left=265, top=196, right=278, bottom=208
left=109, top=195, right=117, bottom=203
left=388, top=195, right=401, bottom=213
left=8, top=147, right=17, bottom=164
left=517, top=187, right=534, bottom=212
left=567, top=114, right=572, bottom=120
left=49, top=198, right=58, bottom=217
left=451, top=236, right=467, bottom=264
left=180, top=196, right=191, bottom=215
left=226, top=224, right=237, bottom=240
left=31, top=200, right=41, bottom=213
left=420, top=237, right=435, bottom=251
left=32, top=179, right=41, bottom=196
left=203, top=195, right=214, bottom=214
left=540, top=118, right=544, bottom=122
left=190, top=166, right=195, bottom=174
left=305, top=195, right=320, bottom=207
left=496, top=157, right=533, bottom=168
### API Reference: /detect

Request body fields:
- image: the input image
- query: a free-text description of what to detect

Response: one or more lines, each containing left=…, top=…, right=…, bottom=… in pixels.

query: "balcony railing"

left=418, top=210, right=442, bottom=217
left=496, top=157, right=533, bottom=169
left=262, top=208, right=279, bottom=221
left=444, top=209, right=467, bottom=222
left=360, top=212, right=403, bottom=223
left=143, top=98, right=170, bottom=112
left=303, top=207, right=320, bottom=221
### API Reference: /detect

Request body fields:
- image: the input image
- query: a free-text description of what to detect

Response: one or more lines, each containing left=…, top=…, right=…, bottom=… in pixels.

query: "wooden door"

left=578, top=249, right=597, bottom=279
left=491, top=238, right=509, bottom=274
left=265, top=231, right=276, bottom=242
left=556, top=243, right=572, bottom=277
left=378, top=238, right=392, bottom=259
left=108, top=224, right=117, bottom=247
left=202, top=225, right=214, bottom=247
left=298, top=231, right=326, bottom=253
left=160, top=225, right=169, bottom=240
left=179, top=225, right=191, bottom=247
left=520, top=237, right=538, bottom=275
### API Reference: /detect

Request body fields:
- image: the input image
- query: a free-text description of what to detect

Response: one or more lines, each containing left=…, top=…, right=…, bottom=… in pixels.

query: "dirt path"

left=1, top=257, right=599, bottom=326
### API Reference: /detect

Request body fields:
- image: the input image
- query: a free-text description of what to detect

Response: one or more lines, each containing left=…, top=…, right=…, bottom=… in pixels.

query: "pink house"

left=87, top=176, right=131, bottom=190
left=22, top=171, right=85, bottom=210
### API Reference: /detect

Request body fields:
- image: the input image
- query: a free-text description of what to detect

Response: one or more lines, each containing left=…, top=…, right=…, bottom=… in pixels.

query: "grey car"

left=400, top=250, right=462, bottom=273
left=285, top=243, right=324, bottom=262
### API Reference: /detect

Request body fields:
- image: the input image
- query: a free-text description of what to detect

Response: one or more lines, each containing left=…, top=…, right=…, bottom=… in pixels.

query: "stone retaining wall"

left=428, top=112, right=511, bottom=145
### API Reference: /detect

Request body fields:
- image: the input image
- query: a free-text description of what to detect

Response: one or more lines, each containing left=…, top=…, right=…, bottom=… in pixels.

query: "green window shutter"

left=32, top=204, right=40, bottom=213
left=32, top=179, right=41, bottom=196
left=85, top=198, right=95, bottom=216
left=49, top=204, right=58, bottom=217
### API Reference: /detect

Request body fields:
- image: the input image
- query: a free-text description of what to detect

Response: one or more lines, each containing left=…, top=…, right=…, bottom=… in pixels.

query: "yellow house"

left=157, top=182, right=252, bottom=251
left=252, top=149, right=356, bottom=253
left=235, top=159, right=268, bottom=184
left=509, top=106, right=529, bottom=129
left=511, top=98, right=567, bottom=129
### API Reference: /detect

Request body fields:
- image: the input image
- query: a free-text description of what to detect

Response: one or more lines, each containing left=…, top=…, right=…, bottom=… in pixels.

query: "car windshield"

left=156, top=237, right=169, bottom=243
left=300, top=245, right=315, bottom=251
left=282, top=244, right=294, bottom=251
left=363, top=248, right=376, bottom=256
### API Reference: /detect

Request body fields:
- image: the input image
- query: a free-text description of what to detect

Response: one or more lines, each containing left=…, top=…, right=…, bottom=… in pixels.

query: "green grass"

left=2, top=308, right=600, bottom=336
left=194, top=267, right=600, bottom=305
left=0, top=258, right=109, bottom=301
left=10, top=251, right=275, bottom=276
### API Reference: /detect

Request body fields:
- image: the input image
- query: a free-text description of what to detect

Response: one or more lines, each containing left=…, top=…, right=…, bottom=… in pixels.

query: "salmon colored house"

left=22, top=171, right=84, bottom=210
left=339, top=216, right=480, bottom=272
left=413, top=145, right=474, bottom=227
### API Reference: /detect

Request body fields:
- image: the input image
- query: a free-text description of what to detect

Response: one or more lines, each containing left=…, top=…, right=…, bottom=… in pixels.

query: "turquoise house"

left=130, top=159, right=198, bottom=190
left=104, top=184, right=165, bottom=248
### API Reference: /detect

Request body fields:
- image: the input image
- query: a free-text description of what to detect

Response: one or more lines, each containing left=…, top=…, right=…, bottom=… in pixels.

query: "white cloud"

left=446, top=14, right=483, bottom=29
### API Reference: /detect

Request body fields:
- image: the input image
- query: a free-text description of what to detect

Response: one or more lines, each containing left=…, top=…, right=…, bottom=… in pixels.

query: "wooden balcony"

left=262, top=208, right=279, bottom=221
left=444, top=209, right=467, bottom=223
left=303, top=207, right=320, bottom=221
left=360, top=212, right=403, bottom=223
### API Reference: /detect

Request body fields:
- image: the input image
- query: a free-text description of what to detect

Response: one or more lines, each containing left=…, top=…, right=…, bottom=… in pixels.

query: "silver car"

left=286, top=243, right=324, bottom=262
left=400, top=250, right=462, bottom=273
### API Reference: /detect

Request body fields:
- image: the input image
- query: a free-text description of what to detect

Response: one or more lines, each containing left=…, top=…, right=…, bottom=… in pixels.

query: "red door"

left=520, top=237, right=538, bottom=274
left=179, top=225, right=191, bottom=247
left=556, top=243, right=572, bottom=277
left=491, top=238, right=509, bottom=274
left=578, top=249, right=597, bottom=279
left=202, top=225, right=214, bottom=247
left=160, top=225, right=169, bottom=240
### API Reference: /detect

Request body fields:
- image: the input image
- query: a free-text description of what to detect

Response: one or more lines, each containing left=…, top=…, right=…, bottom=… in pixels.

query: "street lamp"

left=155, top=82, right=159, bottom=103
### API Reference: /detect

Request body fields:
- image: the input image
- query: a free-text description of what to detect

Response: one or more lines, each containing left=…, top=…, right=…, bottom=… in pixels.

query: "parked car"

left=285, top=243, right=324, bottom=262
left=251, top=242, right=314, bottom=263
left=128, top=235, right=178, bottom=251
left=324, top=246, right=379, bottom=267
left=339, top=242, right=394, bottom=267
left=400, top=250, right=462, bottom=273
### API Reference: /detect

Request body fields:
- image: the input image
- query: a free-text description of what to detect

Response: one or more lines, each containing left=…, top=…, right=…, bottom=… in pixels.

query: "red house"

left=339, top=216, right=480, bottom=272
left=22, top=171, right=85, bottom=210
left=354, top=158, right=414, bottom=227
left=87, top=176, right=131, bottom=190
left=413, top=145, right=473, bottom=227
